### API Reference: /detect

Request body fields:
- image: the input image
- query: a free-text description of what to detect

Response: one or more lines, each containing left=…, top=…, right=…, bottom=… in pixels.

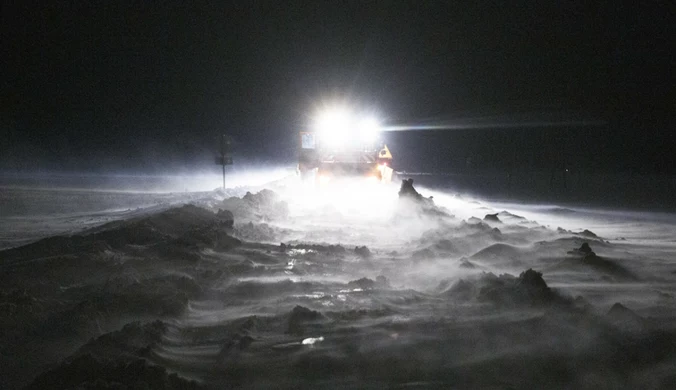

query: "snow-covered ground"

left=2, top=173, right=676, bottom=389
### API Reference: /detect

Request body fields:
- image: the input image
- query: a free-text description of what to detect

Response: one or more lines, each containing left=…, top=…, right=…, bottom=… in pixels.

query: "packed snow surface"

left=2, top=175, right=676, bottom=389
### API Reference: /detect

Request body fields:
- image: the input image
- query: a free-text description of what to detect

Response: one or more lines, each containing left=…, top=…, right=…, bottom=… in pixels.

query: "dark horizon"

left=2, top=1, right=673, bottom=174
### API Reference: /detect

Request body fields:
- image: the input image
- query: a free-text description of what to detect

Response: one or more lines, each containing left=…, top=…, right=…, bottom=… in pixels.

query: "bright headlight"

left=314, top=107, right=350, bottom=146
left=315, top=107, right=350, bottom=133
left=312, top=106, right=381, bottom=146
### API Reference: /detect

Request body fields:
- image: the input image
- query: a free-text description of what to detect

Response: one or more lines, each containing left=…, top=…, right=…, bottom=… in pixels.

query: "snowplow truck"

left=298, top=131, right=394, bottom=183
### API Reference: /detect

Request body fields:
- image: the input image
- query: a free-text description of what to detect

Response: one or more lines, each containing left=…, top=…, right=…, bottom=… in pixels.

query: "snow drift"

left=2, top=179, right=676, bottom=389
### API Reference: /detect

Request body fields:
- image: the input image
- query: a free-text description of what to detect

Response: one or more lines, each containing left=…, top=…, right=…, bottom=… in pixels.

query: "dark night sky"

left=1, top=1, right=673, bottom=173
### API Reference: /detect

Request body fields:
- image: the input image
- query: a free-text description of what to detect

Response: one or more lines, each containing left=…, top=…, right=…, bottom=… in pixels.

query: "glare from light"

left=318, top=174, right=331, bottom=185
left=358, top=117, right=380, bottom=142
left=284, top=177, right=399, bottom=221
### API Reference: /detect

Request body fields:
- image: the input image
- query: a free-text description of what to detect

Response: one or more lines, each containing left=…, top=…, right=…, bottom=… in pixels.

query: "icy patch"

left=302, top=336, right=324, bottom=345
left=286, top=248, right=316, bottom=256
left=339, top=288, right=364, bottom=293
left=292, top=292, right=325, bottom=299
